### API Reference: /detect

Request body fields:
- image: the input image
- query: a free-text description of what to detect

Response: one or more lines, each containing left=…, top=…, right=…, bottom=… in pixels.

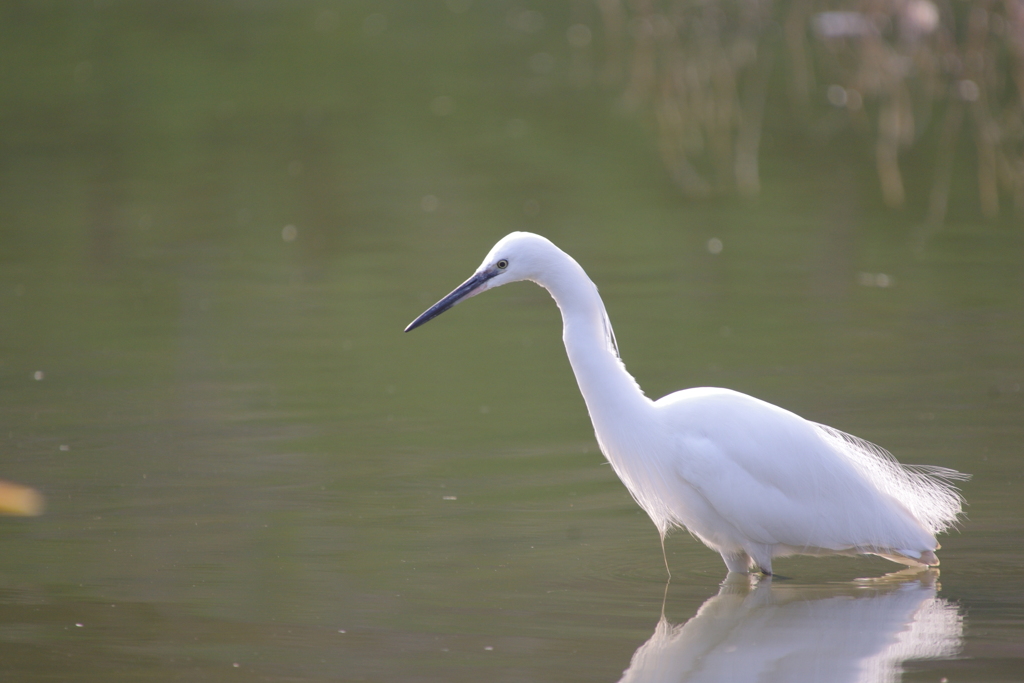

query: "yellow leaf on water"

left=0, top=480, right=45, bottom=516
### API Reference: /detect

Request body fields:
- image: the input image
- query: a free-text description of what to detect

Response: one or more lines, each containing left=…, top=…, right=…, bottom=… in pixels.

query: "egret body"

left=405, top=232, right=967, bottom=575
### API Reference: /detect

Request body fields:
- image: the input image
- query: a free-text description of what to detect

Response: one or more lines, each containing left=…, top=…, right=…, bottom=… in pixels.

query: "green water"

left=1, top=2, right=1023, bottom=680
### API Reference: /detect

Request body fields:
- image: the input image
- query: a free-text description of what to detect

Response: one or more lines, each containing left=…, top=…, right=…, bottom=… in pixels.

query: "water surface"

left=1, top=2, right=1023, bottom=681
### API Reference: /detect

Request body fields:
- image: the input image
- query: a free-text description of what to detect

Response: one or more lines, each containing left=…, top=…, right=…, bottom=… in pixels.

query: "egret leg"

left=722, top=551, right=751, bottom=573
left=660, top=576, right=670, bottom=620
left=747, top=545, right=773, bottom=576
left=659, top=534, right=671, bottom=580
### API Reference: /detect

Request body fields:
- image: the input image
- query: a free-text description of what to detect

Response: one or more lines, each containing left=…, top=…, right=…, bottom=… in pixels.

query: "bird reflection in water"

left=619, top=570, right=961, bottom=683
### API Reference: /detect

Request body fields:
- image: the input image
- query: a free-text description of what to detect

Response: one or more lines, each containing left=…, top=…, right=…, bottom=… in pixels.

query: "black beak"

left=405, top=270, right=497, bottom=332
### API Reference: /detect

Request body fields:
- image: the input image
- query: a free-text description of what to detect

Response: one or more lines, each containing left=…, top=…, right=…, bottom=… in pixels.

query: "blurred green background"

left=1, top=1, right=1023, bottom=681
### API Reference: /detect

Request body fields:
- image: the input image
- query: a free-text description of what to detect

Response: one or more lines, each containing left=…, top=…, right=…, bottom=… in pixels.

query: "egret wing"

left=658, top=388, right=924, bottom=549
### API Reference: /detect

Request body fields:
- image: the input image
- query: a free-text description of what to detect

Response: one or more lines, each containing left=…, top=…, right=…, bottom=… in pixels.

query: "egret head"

left=404, top=232, right=554, bottom=332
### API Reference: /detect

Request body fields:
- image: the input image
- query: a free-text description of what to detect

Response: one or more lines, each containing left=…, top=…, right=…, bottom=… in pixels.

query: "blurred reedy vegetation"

left=590, top=0, right=1024, bottom=229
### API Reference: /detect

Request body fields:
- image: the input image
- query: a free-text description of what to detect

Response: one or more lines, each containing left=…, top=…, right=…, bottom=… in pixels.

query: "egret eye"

left=496, top=259, right=509, bottom=269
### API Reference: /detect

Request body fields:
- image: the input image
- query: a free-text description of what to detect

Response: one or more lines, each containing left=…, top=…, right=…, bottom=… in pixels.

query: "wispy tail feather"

left=813, top=424, right=969, bottom=536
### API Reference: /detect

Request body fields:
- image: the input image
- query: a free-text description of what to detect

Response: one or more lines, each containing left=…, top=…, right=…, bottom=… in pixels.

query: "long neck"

left=533, top=252, right=652, bottom=434
left=531, top=244, right=677, bottom=537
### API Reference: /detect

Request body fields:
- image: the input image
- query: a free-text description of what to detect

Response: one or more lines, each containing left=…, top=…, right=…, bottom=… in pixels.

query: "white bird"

left=405, top=232, right=968, bottom=575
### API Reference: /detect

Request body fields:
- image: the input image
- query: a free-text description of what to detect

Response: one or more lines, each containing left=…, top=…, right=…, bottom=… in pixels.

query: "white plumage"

left=406, top=232, right=968, bottom=575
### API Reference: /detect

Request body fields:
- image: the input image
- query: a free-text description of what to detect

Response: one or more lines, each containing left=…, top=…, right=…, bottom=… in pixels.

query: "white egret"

left=405, top=232, right=968, bottom=575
